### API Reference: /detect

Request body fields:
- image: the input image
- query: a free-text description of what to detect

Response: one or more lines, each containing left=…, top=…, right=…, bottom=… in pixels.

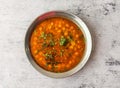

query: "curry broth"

left=30, top=17, right=85, bottom=73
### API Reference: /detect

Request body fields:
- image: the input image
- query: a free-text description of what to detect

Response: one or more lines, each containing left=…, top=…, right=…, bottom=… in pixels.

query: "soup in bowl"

left=25, top=11, right=92, bottom=78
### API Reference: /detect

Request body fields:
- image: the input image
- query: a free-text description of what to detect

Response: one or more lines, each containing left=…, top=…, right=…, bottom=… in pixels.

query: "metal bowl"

left=25, top=11, right=92, bottom=78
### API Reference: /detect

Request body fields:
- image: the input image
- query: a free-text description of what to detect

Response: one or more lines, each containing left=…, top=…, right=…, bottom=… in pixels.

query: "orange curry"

left=30, top=17, right=85, bottom=73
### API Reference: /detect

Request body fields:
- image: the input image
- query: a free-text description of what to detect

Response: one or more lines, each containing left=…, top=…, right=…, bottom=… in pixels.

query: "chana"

left=64, top=32, right=68, bottom=36
left=62, top=27, right=65, bottom=30
left=39, top=27, right=42, bottom=31
left=33, top=37, right=37, bottom=41
left=69, top=61, right=72, bottom=64
left=65, top=23, right=69, bottom=27
left=39, top=58, right=42, bottom=61
left=69, top=45, right=73, bottom=49
left=34, top=50, right=38, bottom=54
left=57, top=30, right=61, bottom=33
left=51, top=22, right=53, bottom=26
left=75, top=52, right=79, bottom=56
left=70, top=26, right=74, bottom=29
left=33, top=42, right=37, bottom=45
left=58, top=24, right=62, bottom=27
left=76, top=34, right=79, bottom=38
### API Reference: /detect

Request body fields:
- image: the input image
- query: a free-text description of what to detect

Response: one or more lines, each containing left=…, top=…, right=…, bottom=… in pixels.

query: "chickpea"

left=33, top=37, right=37, bottom=41
left=69, top=45, right=73, bottom=49
left=56, top=64, right=61, bottom=70
left=58, top=24, right=62, bottom=27
left=34, top=50, right=38, bottom=54
left=74, top=47, right=77, bottom=51
left=48, top=65, right=52, bottom=69
left=65, top=24, right=69, bottom=27
left=69, top=61, right=72, bottom=64
left=62, top=27, right=65, bottom=31
left=75, top=52, right=79, bottom=56
left=64, top=31, right=68, bottom=36
left=32, top=46, right=36, bottom=49
left=76, top=34, right=79, bottom=38
left=48, top=25, right=52, bottom=29
left=33, top=42, right=37, bottom=45
left=39, top=27, right=42, bottom=31
left=61, top=64, right=65, bottom=68
left=78, top=46, right=81, bottom=49
left=60, top=59, right=63, bottom=62
left=39, top=57, right=42, bottom=61
left=77, top=41, right=80, bottom=43
left=66, top=64, right=70, bottom=68
left=72, top=55, right=76, bottom=59
left=73, top=30, right=75, bottom=33
left=57, top=30, right=61, bottom=33
left=70, top=26, right=74, bottom=29
left=35, top=55, right=39, bottom=58
left=39, top=52, right=42, bottom=55
left=61, top=20, right=64, bottom=23
left=64, top=57, right=67, bottom=60
left=51, top=22, right=53, bottom=26
left=71, top=60, right=75, bottom=64
left=55, top=27, right=58, bottom=30
left=71, top=41, right=75, bottom=46
left=42, top=61, right=46, bottom=65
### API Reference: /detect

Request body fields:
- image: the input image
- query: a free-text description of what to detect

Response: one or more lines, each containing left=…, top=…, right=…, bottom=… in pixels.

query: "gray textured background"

left=0, top=0, right=120, bottom=88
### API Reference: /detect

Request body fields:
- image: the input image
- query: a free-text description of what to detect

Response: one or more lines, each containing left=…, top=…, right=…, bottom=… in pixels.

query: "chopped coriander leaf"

left=79, top=34, right=84, bottom=39
left=68, top=35, right=73, bottom=41
left=34, top=30, right=37, bottom=34
left=51, top=49, right=57, bottom=55
left=46, top=62, right=51, bottom=66
left=51, top=65, right=55, bottom=71
left=60, top=50, right=64, bottom=56
left=40, top=32, right=47, bottom=39
left=44, top=53, right=54, bottom=60
left=54, top=62, right=60, bottom=65
left=60, top=52, right=63, bottom=56
left=40, top=32, right=45, bottom=37
left=59, top=36, right=67, bottom=46
left=47, top=33, right=53, bottom=37
left=42, top=42, right=48, bottom=48
left=49, top=39, right=55, bottom=47
left=35, top=49, right=40, bottom=55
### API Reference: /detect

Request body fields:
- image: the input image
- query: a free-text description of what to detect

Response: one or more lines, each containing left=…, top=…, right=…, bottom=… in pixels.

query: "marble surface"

left=0, top=0, right=120, bottom=88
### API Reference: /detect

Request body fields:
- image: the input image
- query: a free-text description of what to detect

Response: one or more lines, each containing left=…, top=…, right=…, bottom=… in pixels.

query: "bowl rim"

left=25, top=10, right=92, bottom=78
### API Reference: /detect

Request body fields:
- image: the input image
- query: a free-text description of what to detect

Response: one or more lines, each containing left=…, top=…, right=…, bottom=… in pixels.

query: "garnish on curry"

left=30, top=17, right=85, bottom=73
